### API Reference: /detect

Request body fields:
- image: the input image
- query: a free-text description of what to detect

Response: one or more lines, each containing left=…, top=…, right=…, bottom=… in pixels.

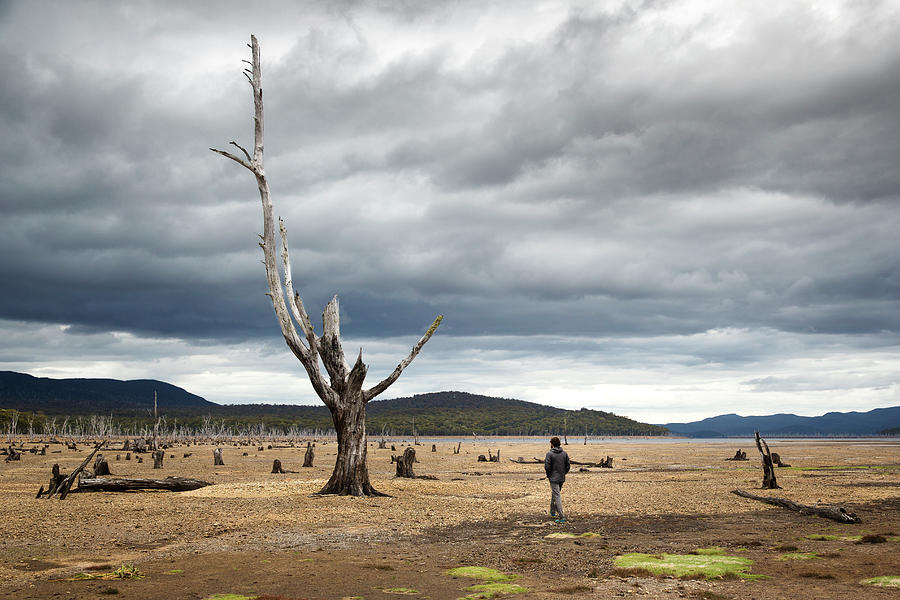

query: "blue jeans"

left=550, top=481, right=564, bottom=518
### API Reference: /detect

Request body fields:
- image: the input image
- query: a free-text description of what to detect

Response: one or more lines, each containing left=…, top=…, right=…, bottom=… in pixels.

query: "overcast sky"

left=1, top=0, right=898, bottom=423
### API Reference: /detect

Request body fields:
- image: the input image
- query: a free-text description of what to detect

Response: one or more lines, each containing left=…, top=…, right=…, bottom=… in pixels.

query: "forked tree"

left=211, top=36, right=442, bottom=496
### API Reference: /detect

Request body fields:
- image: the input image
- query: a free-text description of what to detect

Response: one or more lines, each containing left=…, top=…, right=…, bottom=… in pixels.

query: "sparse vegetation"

left=613, top=552, right=763, bottom=580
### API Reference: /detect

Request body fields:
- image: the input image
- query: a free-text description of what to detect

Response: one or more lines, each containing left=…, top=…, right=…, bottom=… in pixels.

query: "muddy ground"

left=1, top=438, right=898, bottom=599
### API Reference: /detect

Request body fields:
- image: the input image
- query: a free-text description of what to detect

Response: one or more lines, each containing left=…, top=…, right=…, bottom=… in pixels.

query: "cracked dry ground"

left=1, top=439, right=899, bottom=599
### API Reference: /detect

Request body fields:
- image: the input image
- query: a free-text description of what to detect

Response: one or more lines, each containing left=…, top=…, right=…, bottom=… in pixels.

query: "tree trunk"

left=213, top=448, right=224, bottom=466
left=755, top=432, right=780, bottom=489
left=272, top=459, right=285, bottom=474
left=302, top=442, right=315, bottom=467
left=77, top=476, right=211, bottom=492
left=319, top=401, right=385, bottom=495
left=152, top=450, right=164, bottom=469
left=94, top=453, right=111, bottom=476
left=395, top=447, right=416, bottom=478
left=731, top=489, right=861, bottom=524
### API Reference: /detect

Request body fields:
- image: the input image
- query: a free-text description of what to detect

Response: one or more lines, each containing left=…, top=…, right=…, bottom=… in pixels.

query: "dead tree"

left=5, top=446, right=21, bottom=462
left=272, top=459, right=286, bottom=474
left=152, top=450, right=164, bottom=469
left=731, top=489, right=861, bottom=524
left=93, top=453, right=111, bottom=476
left=77, top=476, right=212, bottom=493
left=41, top=442, right=104, bottom=499
left=726, top=449, right=748, bottom=461
left=302, top=442, right=315, bottom=467
left=212, top=35, right=441, bottom=497
left=395, top=447, right=416, bottom=478
left=598, top=456, right=613, bottom=468
left=454, top=442, right=461, bottom=454
left=755, top=431, right=780, bottom=489
left=213, top=448, right=224, bottom=466
left=431, top=444, right=437, bottom=452
left=378, top=439, right=387, bottom=449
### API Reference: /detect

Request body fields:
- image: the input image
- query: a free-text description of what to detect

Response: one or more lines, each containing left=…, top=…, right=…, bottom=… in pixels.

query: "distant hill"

left=0, top=371, right=216, bottom=417
left=664, top=406, right=900, bottom=437
left=0, top=372, right=666, bottom=436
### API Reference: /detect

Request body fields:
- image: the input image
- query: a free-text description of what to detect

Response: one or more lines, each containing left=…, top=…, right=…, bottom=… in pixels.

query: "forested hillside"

left=0, top=372, right=665, bottom=436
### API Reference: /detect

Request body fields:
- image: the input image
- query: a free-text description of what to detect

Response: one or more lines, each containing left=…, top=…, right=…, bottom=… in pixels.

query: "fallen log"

left=731, top=489, right=861, bottom=524
left=77, top=476, right=212, bottom=493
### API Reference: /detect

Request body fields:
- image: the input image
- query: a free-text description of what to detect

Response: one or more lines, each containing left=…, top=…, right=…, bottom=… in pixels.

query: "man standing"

left=544, top=436, right=570, bottom=523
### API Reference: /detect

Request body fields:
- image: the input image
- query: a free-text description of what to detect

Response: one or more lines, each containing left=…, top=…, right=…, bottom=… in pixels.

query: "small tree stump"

left=378, top=439, right=387, bottom=449
left=213, top=448, right=224, bottom=466
left=272, top=459, right=286, bottom=474
left=454, top=442, right=461, bottom=454
left=152, top=450, right=164, bottom=469
left=477, top=455, right=487, bottom=462
left=4, top=446, right=21, bottom=462
left=432, top=444, right=437, bottom=452
left=94, top=454, right=111, bottom=476
left=302, top=442, right=315, bottom=467
left=395, top=447, right=416, bottom=478
left=598, top=455, right=613, bottom=468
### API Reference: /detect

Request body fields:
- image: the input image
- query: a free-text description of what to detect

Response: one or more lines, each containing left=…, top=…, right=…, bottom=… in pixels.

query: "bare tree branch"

left=364, top=315, right=443, bottom=401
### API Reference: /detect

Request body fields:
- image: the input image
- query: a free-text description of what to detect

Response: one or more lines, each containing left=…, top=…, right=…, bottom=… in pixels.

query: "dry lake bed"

left=1, top=438, right=899, bottom=599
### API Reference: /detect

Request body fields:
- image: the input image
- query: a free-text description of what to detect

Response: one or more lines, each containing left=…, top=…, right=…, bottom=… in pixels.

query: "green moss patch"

left=462, top=582, right=528, bottom=598
left=544, top=532, right=602, bottom=540
left=778, top=552, right=818, bottom=561
left=613, top=552, right=763, bottom=580
left=445, top=567, right=516, bottom=582
left=861, top=576, right=900, bottom=588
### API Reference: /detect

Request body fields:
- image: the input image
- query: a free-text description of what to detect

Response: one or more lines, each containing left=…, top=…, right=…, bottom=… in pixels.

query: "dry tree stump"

left=378, top=439, right=387, bottom=449
left=395, top=447, right=416, bottom=478
left=598, top=455, right=613, bottom=468
left=152, top=450, right=164, bottom=469
left=302, top=442, right=315, bottom=467
left=432, top=444, right=437, bottom=452
left=213, top=448, right=224, bottom=466
left=272, top=459, right=286, bottom=474
left=4, top=446, right=21, bottom=462
left=755, top=432, right=780, bottom=489
left=93, top=454, right=111, bottom=476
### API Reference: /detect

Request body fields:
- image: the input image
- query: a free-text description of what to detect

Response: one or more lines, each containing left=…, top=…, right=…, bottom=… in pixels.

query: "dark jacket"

left=544, top=447, right=570, bottom=483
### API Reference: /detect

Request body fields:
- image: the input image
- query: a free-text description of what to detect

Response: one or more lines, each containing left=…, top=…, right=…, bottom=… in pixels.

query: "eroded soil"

left=1, top=438, right=898, bottom=599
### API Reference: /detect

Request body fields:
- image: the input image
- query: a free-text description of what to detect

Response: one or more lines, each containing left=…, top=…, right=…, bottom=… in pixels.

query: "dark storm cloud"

left=0, top=0, right=898, bottom=359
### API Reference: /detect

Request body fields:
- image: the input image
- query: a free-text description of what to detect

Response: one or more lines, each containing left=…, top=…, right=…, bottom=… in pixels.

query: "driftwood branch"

left=45, top=442, right=105, bottom=499
left=77, top=476, right=212, bottom=493
left=731, top=489, right=861, bottom=524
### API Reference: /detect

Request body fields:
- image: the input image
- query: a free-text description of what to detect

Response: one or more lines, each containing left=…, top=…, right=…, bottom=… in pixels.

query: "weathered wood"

left=213, top=448, right=224, bottom=466
left=77, top=476, right=212, bottom=493
left=726, top=449, right=748, bottom=461
left=212, top=36, right=441, bottom=497
left=93, top=454, right=111, bottom=476
left=731, top=489, right=861, bottom=524
left=509, top=457, right=543, bottom=464
left=454, top=442, right=461, bottom=454
left=302, top=442, right=315, bottom=468
left=395, top=447, right=416, bottom=478
left=272, top=459, right=285, bottom=474
left=755, top=432, right=780, bottom=489
left=46, top=442, right=104, bottom=499
left=152, top=450, right=164, bottom=469
left=432, top=444, right=437, bottom=452
left=378, top=439, right=387, bottom=449
left=5, top=446, right=21, bottom=462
